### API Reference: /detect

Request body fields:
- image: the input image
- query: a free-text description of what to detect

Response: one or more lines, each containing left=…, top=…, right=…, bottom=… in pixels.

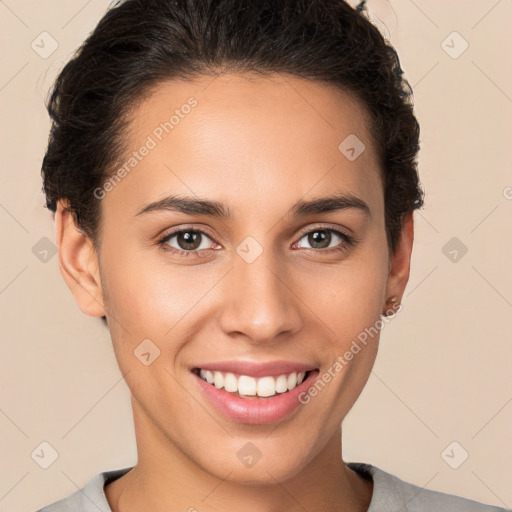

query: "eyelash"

left=156, top=224, right=356, bottom=257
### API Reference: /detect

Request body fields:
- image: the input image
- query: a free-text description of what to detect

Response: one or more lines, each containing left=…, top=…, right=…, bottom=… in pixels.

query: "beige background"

left=1, top=0, right=511, bottom=511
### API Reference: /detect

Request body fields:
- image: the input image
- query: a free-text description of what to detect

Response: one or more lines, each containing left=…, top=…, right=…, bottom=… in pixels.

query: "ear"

left=55, top=199, right=106, bottom=318
left=384, top=211, right=414, bottom=311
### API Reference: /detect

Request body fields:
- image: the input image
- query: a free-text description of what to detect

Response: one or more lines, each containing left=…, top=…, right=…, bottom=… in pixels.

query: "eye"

left=294, top=227, right=354, bottom=253
left=156, top=225, right=355, bottom=257
left=157, top=228, right=217, bottom=254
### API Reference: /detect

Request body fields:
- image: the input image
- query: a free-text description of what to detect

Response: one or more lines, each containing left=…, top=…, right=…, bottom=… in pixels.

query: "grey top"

left=36, top=462, right=510, bottom=511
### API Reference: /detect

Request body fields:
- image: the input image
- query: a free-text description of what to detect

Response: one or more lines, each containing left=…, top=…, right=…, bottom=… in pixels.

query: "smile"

left=195, top=368, right=310, bottom=398
left=191, top=361, right=319, bottom=424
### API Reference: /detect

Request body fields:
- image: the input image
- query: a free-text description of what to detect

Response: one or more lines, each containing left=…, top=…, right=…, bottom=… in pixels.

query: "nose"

left=217, top=247, right=303, bottom=345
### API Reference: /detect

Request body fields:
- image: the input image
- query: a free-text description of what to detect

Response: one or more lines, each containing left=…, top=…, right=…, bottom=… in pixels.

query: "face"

left=57, top=72, right=412, bottom=484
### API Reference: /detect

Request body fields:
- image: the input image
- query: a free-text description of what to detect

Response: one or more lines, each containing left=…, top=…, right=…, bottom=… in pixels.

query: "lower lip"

left=192, top=370, right=319, bottom=425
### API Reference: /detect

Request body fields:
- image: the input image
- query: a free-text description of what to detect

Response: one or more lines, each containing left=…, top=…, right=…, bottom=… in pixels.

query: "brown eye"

left=174, top=231, right=202, bottom=250
left=295, top=227, right=353, bottom=253
left=307, top=230, right=331, bottom=249
left=158, top=229, right=216, bottom=253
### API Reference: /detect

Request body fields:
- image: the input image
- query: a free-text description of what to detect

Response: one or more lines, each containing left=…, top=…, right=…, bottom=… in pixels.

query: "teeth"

left=238, top=375, right=257, bottom=396
left=198, top=369, right=308, bottom=397
left=213, top=371, right=224, bottom=389
left=223, top=372, right=238, bottom=392
left=287, top=372, right=297, bottom=390
left=257, top=376, right=276, bottom=397
left=275, top=374, right=288, bottom=393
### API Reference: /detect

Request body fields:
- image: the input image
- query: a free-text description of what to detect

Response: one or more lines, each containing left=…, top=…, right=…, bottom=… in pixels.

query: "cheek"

left=303, top=248, right=389, bottom=345
left=297, top=252, right=388, bottom=422
left=103, top=244, right=207, bottom=330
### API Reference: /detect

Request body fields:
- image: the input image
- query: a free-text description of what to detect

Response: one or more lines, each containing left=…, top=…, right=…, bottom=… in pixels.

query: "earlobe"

left=383, top=212, right=414, bottom=313
left=55, top=200, right=106, bottom=318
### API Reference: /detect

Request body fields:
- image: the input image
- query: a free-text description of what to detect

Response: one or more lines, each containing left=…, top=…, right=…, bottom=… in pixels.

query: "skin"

left=55, top=72, right=414, bottom=511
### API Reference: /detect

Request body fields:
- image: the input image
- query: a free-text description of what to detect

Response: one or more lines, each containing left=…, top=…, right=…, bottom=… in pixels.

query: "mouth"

left=190, top=360, right=320, bottom=424
left=191, top=367, right=316, bottom=399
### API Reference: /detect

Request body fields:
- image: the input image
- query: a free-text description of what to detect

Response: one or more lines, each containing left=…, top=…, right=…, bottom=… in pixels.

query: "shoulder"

left=34, top=467, right=133, bottom=512
left=347, top=462, right=510, bottom=512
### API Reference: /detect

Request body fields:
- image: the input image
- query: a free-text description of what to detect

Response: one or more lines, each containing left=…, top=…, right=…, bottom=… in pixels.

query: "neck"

left=106, top=397, right=373, bottom=512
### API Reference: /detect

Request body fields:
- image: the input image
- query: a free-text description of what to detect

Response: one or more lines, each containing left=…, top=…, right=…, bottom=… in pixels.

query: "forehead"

left=105, top=72, right=383, bottom=220
left=128, top=72, right=376, bottom=152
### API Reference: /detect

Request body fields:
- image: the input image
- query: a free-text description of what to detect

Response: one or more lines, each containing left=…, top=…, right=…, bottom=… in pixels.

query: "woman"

left=36, top=0, right=508, bottom=510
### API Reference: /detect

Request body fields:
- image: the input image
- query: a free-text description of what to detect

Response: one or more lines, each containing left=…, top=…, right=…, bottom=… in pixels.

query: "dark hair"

left=42, top=0, right=424, bottom=254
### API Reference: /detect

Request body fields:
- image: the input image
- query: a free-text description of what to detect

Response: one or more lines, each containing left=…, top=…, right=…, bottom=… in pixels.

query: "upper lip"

left=192, top=360, right=318, bottom=378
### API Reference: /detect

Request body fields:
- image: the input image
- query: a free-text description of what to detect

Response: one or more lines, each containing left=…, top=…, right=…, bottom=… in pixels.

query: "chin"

left=194, top=441, right=314, bottom=486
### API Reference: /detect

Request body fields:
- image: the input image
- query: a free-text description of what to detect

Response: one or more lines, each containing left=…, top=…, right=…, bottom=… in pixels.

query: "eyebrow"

left=134, top=192, right=371, bottom=220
